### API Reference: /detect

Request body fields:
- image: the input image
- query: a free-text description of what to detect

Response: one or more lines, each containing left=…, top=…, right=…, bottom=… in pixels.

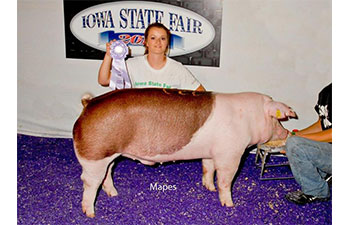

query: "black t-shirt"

left=314, top=83, right=332, bottom=131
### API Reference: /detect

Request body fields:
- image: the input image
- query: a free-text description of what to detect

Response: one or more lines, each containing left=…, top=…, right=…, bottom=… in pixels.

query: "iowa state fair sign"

left=64, top=0, right=222, bottom=67
left=69, top=1, right=215, bottom=57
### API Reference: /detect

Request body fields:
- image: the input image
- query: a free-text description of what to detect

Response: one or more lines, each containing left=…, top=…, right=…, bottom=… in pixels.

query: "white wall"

left=18, top=0, right=331, bottom=138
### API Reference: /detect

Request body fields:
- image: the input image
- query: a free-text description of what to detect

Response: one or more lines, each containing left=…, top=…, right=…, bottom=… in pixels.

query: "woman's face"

left=145, top=27, right=169, bottom=55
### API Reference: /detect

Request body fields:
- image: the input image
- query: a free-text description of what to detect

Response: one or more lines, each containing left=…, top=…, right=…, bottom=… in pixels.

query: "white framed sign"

left=64, top=0, right=222, bottom=67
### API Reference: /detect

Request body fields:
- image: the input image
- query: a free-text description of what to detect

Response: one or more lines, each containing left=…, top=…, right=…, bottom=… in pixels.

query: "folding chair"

left=255, top=143, right=294, bottom=180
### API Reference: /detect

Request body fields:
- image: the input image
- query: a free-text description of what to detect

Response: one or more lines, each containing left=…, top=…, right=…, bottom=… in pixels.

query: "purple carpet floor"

left=17, top=134, right=331, bottom=224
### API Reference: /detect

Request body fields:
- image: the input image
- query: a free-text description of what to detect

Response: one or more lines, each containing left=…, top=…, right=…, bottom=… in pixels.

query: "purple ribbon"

left=109, top=41, right=132, bottom=90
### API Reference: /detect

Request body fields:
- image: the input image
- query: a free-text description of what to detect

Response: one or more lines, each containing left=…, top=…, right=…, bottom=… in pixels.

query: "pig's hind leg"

left=79, top=154, right=121, bottom=218
left=202, top=159, right=216, bottom=191
left=102, top=161, right=118, bottom=197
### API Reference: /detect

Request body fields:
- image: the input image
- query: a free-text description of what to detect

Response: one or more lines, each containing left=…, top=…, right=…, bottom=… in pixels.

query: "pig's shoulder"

left=219, top=92, right=271, bottom=100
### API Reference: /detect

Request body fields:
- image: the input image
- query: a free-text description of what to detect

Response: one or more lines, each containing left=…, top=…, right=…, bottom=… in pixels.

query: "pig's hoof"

left=220, top=199, right=234, bottom=207
left=202, top=177, right=216, bottom=192
left=82, top=203, right=95, bottom=218
left=86, top=212, right=96, bottom=218
left=219, top=192, right=234, bottom=207
left=222, top=202, right=234, bottom=207
left=102, top=185, right=118, bottom=197
left=204, top=183, right=216, bottom=192
left=107, top=189, right=118, bottom=197
left=86, top=213, right=95, bottom=218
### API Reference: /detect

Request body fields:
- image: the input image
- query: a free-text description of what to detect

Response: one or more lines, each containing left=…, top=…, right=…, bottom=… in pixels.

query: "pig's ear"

left=266, top=101, right=297, bottom=119
left=286, top=109, right=298, bottom=119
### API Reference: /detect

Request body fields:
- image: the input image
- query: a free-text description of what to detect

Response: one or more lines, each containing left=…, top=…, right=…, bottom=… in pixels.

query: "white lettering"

left=82, top=10, right=115, bottom=28
left=149, top=182, right=158, bottom=191
left=119, top=8, right=164, bottom=29
left=149, top=183, right=177, bottom=192
left=169, top=13, right=202, bottom=34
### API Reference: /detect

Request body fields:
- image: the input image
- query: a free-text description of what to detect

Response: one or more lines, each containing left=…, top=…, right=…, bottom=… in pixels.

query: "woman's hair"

left=144, top=22, right=171, bottom=55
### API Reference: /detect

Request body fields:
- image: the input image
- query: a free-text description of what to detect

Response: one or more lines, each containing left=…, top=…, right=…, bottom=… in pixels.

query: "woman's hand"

left=98, top=39, right=117, bottom=86
left=105, top=39, right=117, bottom=58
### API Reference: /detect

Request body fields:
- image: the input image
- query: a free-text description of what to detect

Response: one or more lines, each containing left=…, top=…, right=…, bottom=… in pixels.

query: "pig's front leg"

left=213, top=148, right=243, bottom=207
left=216, top=167, right=235, bottom=207
left=202, top=159, right=216, bottom=191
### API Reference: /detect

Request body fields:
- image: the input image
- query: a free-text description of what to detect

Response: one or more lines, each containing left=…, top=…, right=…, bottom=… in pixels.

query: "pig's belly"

left=119, top=102, right=221, bottom=164
left=122, top=128, right=213, bottom=164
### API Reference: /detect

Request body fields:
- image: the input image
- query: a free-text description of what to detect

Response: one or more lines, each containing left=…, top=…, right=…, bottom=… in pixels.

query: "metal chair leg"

left=256, top=144, right=294, bottom=180
left=260, top=149, right=268, bottom=179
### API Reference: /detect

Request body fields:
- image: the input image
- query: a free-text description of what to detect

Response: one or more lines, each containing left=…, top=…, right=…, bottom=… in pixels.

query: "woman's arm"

left=98, top=55, right=112, bottom=86
left=98, top=40, right=115, bottom=86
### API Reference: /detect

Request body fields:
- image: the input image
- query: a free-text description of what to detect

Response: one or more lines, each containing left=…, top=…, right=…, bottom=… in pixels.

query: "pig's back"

left=73, top=88, right=214, bottom=160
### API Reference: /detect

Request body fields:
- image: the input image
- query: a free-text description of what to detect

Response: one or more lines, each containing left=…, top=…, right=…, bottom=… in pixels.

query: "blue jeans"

left=285, top=136, right=332, bottom=198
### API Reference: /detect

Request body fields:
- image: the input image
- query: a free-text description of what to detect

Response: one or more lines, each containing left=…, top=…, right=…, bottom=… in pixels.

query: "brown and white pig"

left=73, top=88, right=296, bottom=218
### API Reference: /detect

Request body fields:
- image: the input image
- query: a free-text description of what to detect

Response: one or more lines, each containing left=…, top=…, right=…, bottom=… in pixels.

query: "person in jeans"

left=285, top=83, right=332, bottom=204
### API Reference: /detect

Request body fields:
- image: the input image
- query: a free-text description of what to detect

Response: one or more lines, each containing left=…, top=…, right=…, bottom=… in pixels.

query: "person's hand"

left=287, top=129, right=299, bottom=137
left=105, top=39, right=117, bottom=58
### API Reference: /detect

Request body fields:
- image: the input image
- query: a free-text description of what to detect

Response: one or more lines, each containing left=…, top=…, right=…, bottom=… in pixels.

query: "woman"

left=98, top=22, right=205, bottom=91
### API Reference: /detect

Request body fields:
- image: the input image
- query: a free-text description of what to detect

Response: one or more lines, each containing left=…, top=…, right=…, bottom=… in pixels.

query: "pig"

left=73, top=88, right=296, bottom=218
